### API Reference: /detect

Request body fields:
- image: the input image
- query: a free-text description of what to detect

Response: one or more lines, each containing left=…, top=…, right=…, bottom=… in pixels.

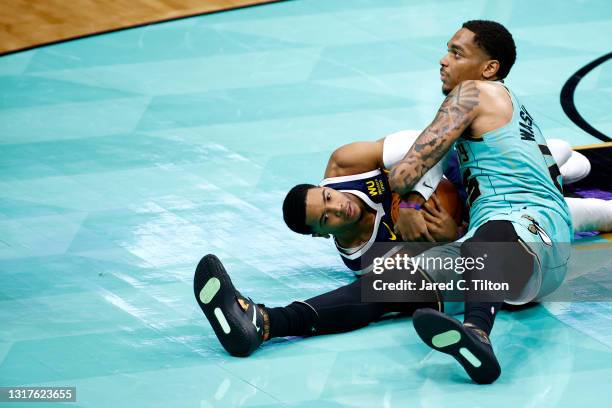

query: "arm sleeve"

left=546, top=138, right=591, bottom=184
left=546, top=138, right=572, bottom=167
left=566, top=197, right=612, bottom=232
left=383, top=129, right=444, bottom=200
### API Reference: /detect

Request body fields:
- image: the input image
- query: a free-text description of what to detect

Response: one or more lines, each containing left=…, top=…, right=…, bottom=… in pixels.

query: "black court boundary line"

left=0, top=0, right=293, bottom=57
left=560, top=51, right=612, bottom=142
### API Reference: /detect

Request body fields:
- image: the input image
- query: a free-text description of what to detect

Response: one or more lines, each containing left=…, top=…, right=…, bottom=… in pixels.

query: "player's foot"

left=412, top=308, right=501, bottom=384
left=193, top=254, right=268, bottom=357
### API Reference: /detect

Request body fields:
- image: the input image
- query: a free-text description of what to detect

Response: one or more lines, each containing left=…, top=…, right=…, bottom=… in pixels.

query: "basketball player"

left=194, top=21, right=610, bottom=384
left=385, top=20, right=572, bottom=384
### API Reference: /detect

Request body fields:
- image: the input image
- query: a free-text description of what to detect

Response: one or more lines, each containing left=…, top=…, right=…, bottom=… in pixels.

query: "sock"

left=265, top=301, right=318, bottom=339
left=463, top=301, right=503, bottom=336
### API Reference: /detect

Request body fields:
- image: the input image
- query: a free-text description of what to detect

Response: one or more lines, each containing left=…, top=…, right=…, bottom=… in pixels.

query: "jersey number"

left=457, top=143, right=481, bottom=207
left=457, top=143, right=469, bottom=163
left=462, top=168, right=481, bottom=208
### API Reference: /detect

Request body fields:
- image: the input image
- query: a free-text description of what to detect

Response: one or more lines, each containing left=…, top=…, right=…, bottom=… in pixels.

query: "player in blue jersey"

left=283, top=129, right=462, bottom=275
left=193, top=133, right=458, bottom=357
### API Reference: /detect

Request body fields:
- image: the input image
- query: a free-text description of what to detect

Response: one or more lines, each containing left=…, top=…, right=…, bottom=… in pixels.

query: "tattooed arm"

left=389, top=80, right=481, bottom=196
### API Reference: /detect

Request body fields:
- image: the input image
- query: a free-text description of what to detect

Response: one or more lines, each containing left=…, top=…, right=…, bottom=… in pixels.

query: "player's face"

left=439, top=28, right=491, bottom=95
left=305, top=187, right=362, bottom=236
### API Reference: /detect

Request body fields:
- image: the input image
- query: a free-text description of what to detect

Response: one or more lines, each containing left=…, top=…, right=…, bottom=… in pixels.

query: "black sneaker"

left=412, top=308, right=501, bottom=384
left=193, top=254, right=267, bottom=357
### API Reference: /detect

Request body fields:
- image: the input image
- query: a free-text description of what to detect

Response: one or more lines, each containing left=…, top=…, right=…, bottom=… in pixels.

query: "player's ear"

left=483, top=59, right=500, bottom=79
left=312, top=233, right=331, bottom=239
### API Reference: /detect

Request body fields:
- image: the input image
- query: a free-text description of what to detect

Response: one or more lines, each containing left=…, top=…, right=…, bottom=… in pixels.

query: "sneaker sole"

left=193, top=254, right=259, bottom=357
left=413, top=308, right=501, bottom=384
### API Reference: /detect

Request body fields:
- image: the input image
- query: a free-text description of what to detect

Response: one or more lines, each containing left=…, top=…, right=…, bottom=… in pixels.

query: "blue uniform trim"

left=321, top=169, right=401, bottom=274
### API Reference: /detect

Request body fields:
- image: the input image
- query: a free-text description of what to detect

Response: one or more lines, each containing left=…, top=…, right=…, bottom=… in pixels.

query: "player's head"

left=283, top=184, right=363, bottom=238
left=440, top=20, right=516, bottom=95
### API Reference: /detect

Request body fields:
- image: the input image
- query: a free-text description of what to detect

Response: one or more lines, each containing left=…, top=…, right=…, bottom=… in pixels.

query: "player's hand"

left=395, top=207, right=435, bottom=242
left=422, top=193, right=458, bottom=242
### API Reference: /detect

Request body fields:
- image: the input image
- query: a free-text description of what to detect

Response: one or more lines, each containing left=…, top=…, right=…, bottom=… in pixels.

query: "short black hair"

left=462, top=20, right=516, bottom=79
left=283, top=183, right=316, bottom=234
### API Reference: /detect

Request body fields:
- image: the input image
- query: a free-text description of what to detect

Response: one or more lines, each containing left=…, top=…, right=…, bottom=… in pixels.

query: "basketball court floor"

left=1, top=0, right=611, bottom=406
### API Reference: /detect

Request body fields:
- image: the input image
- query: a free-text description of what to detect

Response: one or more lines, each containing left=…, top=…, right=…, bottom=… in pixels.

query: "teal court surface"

left=1, top=0, right=612, bottom=406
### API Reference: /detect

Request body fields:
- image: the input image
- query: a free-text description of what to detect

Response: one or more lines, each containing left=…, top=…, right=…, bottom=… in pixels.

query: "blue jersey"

left=320, top=169, right=402, bottom=274
left=455, top=83, right=572, bottom=240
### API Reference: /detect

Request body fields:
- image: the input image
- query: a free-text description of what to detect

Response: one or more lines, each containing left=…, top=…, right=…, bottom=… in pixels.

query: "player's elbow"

left=326, top=149, right=344, bottom=172
left=329, top=147, right=343, bottom=165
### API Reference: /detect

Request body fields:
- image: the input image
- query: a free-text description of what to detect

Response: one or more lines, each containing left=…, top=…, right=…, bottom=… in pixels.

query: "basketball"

left=427, top=178, right=463, bottom=225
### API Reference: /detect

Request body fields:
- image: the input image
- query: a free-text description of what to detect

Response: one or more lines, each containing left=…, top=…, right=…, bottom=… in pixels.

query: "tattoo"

left=390, top=81, right=480, bottom=195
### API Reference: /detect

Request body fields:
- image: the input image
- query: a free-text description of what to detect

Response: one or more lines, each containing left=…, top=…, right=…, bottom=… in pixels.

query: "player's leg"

left=194, top=254, right=437, bottom=357
left=265, top=275, right=439, bottom=338
left=412, top=220, right=534, bottom=384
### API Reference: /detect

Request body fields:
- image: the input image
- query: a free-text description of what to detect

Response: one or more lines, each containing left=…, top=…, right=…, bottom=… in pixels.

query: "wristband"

left=399, top=201, right=421, bottom=210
